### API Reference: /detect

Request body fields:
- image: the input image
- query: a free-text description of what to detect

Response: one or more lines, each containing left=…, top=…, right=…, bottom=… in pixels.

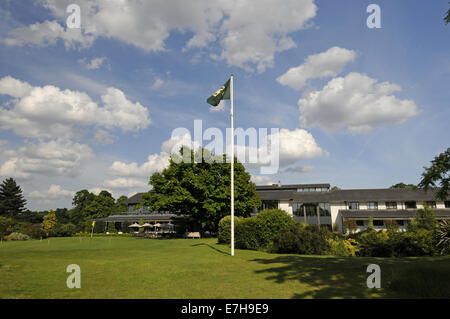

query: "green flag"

left=206, top=79, right=230, bottom=106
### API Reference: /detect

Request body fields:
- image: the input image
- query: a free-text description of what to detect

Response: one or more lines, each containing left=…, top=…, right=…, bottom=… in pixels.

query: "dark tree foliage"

left=445, top=3, right=450, bottom=24
left=390, top=182, right=417, bottom=189
left=418, top=148, right=449, bottom=200
left=0, top=178, right=27, bottom=218
left=141, top=147, right=261, bottom=232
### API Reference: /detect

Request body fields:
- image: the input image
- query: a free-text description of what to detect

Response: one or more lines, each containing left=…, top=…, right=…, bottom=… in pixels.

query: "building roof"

left=340, top=209, right=450, bottom=219
left=259, top=188, right=444, bottom=202
left=256, top=183, right=330, bottom=191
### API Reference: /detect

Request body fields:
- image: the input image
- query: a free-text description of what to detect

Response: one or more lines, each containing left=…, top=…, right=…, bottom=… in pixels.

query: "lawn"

left=0, top=237, right=449, bottom=299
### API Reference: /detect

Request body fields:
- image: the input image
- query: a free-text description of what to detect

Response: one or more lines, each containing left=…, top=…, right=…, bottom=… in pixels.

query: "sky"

left=0, top=0, right=449, bottom=211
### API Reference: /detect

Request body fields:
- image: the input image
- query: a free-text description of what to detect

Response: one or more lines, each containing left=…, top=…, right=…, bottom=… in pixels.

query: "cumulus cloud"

left=29, top=184, right=75, bottom=199
left=298, top=72, right=420, bottom=133
left=103, top=178, right=148, bottom=189
left=0, top=76, right=151, bottom=139
left=109, top=134, right=199, bottom=178
left=277, top=46, right=357, bottom=90
left=0, top=140, right=93, bottom=180
left=5, top=0, right=317, bottom=72
left=94, top=129, right=114, bottom=146
left=4, top=20, right=94, bottom=49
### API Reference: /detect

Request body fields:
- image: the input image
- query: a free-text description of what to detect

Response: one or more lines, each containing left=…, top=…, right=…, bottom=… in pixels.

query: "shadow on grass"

left=249, top=255, right=418, bottom=299
left=191, top=242, right=230, bottom=255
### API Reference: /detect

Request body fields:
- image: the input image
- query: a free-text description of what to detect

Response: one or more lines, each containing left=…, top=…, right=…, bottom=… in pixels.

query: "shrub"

left=52, top=223, right=77, bottom=237
left=5, top=232, right=30, bottom=241
left=23, top=226, right=47, bottom=239
left=357, top=230, right=392, bottom=257
left=0, top=216, right=15, bottom=237
left=343, top=219, right=358, bottom=234
left=436, top=220, right=450, bottom=255
left=327, top=238, right=356, bottom=256
left=107, top=222, right=117, bottom=234
left=235, top=217, right=260, bottom=250
left=254, top=209, right=296, bottom=247
left=271, top=223, right=329, bottom=255
left=389, top=229, right=435, bottom=256
left=218, top=215, right=243, bottom=244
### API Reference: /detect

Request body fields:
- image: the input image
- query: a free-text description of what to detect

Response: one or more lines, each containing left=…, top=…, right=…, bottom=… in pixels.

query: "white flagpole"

left=230, top=74, right=235, bottom=257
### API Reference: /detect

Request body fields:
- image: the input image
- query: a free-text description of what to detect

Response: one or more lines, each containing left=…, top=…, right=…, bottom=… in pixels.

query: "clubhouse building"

left=95, top=183, right=450, bottom=233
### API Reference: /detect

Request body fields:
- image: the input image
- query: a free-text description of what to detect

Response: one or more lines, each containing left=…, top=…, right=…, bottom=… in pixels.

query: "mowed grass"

left=0, top=237, right=449, bottom=299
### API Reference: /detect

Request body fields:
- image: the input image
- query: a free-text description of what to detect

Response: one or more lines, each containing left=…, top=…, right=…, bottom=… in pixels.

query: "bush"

left=5, top=232, right=30, bottom=241
left=390, top=229, right=435, bottom=257
left=23, top=226, right=47, bottom=239
left=254, top=209, right=296, bottom=247
left=357, top=230, right=392, bottom=257
left=52, top=223, right=77, bottom=237
left=218, top=215, right=242, bottom=244
left=271, top=223, right=329, bottom=255
left=235, top=217, right=260, bottom=250
left=436, top=220, right=450, bottom=255
left=327, top=238, right=357, bottom=256
left=0, top=216, right=15, bottom=237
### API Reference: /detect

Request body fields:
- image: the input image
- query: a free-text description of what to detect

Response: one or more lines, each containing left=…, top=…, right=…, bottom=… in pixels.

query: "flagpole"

left=230, top=74, right=235, bottom=257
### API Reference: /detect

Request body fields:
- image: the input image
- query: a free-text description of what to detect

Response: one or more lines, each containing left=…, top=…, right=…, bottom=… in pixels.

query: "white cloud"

left=5, top=0, right=317, bottom=72
left=151, top=77, right=165, bottom=90
left=29, top=184, right=75, bottom=199
left=4, top=20, right=94, bottom=49
left=0, top=140, right=93, bottom=180
left=109, top=133, right=200, bottom=178
left=250, top=175, right=274, bottom=185
left=78, top=57, right=106, bottom=70
left=282, top=164, right=315, bottom=173
left=94, top=129, right=114, bottom=146
left=298, top=72, right=420, bottom=133
left=0, top=76, right=151, bottom=139
left=277, top=46, right=357, bottom=90
left=103, top=178, right=148, bottom=189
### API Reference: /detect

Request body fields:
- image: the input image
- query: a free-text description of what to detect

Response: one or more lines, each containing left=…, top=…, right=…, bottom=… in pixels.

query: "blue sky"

left=0, top=0, right=449, bottom=210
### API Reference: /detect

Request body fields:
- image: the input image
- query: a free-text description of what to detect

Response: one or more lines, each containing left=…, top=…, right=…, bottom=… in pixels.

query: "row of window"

left=354, top=220, right=406, bottom=227
left=347, top=201, right=450, bottom=210
left=296, top=187, right=329, bottom=192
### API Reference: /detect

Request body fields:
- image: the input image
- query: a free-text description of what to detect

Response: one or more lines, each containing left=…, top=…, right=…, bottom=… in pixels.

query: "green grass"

left=0, top=237, right=449, bottom=299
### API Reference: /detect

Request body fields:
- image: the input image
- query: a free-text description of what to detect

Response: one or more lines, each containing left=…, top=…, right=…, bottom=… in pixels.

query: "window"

left=292, top=203, right=303, bottom=216
left=356, top=220, right=364, bottom=226
left=405, top=201, right=416, bottom=209
left=260, top=200, right=278, bottom=210
left=373, top=220, right=384, bottom=227
left=347, top=202, right=359, bottom=210
left=396, top=220, right=405, bottom=226
left=446, top=201, right=450, bottom=208
left=425, top=201, right=436, bottom=208
left=318, top=203, right=331, bottom=216
left=386, top=201, right=397, bottom=209
left=304, top=204, right=317, bottom=216
left=367, top=201, right=378, bottom=210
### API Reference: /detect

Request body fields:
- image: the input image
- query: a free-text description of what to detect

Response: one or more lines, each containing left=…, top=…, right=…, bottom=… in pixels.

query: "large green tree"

left=140, top=147, right=261, bottom=232
left=418, top=148, right=449, bottom=200
left=0, top=178, right=27, bottom=218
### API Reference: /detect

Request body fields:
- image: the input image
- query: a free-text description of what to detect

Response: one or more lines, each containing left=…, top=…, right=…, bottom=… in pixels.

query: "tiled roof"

left=258, top=188, right=445, bottom=202
left=340, top=209, right=450, bottom=219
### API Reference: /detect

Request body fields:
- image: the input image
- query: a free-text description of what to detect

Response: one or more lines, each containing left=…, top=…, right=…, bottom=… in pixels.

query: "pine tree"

left=0, top=178, right=27, bottom=218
